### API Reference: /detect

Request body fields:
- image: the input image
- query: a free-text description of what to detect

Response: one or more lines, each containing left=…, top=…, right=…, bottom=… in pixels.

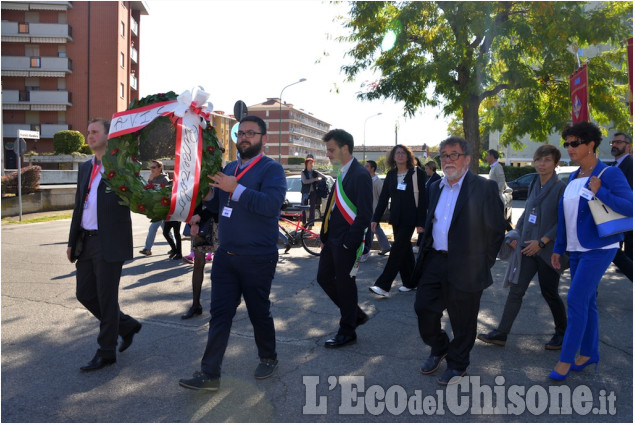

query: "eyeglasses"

left=610, top=140, right=627, bottom=145
left=439, top=153, right=467, bottom=161
left=563, top=140, right=587, bottom=148
left=235, top=130, right=262, bottom=138
left=150, top=166, right=158, bottom=169
left=394, top=151, right=407, bottom=156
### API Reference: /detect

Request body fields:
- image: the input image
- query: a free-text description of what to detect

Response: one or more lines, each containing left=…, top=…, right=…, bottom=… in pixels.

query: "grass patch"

left=2, top=212, right=72, bottom=225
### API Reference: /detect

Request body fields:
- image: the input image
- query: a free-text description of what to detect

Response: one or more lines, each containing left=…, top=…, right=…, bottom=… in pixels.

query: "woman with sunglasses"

left=549, top=122, right=633, bottom=381
left=369, top=144, right=427, bottom=297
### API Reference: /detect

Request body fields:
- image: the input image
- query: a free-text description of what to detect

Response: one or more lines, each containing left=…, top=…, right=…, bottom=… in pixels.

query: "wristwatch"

left=538, top=240, right=546, bottom=249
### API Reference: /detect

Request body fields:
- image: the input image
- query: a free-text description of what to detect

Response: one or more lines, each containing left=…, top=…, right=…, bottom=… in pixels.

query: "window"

left=120, top=83, right=125, bottom=99
left=30, top=57, right=41, bottom=68
left=120, top=52, right=125, bottom=68
left=58, top=45, right=66, bottom=58
left=18, top=23, right=29, bottom=33
left=121, top=21, right=125, bottom=37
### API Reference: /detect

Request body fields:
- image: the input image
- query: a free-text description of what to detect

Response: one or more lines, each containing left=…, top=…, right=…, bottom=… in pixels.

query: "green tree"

left=53, top=130, right=85, bottom=154
left=339, top=1, right=632, bottom=171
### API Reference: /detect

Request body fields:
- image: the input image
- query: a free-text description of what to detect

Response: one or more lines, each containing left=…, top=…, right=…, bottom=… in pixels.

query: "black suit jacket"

left=320, top=158, right=373, bottom=249
left=617, top=155, right=633, bottom=189
left=373, top=167, right=427, bottom=227
left=422, top=171, right=507, bottom=292
left=425, top=172, right=441, bottom=190
left=68, top=158, right=133, bottom=262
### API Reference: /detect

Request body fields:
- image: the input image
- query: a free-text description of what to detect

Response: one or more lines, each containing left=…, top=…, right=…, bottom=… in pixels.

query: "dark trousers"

left=613, top=231, right=633, bottom=280
left=75, top=234, right=139, bottom=358
left=201, top=249, right=278, bottom=378
left=497, top=255, right=567, bottom=335
left=414, top=251, right=482, bottom=371
left=374, top=224, right=416, bottom=291
left=317, top=240, right=365, bottom=336
left=163, top=221, right=182, bottom=255
left=302, top=191, right=318, bottom=224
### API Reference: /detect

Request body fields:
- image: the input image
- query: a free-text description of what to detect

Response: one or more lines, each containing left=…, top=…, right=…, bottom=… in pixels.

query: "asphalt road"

left=1, top=205, right=632, bottom=422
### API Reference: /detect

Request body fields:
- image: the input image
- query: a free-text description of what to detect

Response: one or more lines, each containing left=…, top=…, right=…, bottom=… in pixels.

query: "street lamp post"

left=363, top=112, right=382, bottom=162
left=279, top=78, right=307, bottom=164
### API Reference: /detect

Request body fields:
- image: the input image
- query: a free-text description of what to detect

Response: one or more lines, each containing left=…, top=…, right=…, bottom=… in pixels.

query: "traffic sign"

left=17, top=129, right=40, bottom=139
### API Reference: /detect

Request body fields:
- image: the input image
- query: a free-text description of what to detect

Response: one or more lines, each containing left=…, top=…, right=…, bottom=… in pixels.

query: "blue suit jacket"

left=554, top=161, right=633, bottom=254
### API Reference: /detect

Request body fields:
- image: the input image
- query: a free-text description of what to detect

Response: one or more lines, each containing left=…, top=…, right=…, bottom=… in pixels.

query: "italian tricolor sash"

left=334, top=170, right=357, bottom=224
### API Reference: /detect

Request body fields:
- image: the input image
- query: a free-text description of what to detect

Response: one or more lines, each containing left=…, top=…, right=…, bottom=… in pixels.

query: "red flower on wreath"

left=161, top=197, right=170, bottom=206
left=110, top=148, right=119, bottom=155
left=118, top=185, right=128, bottom=192
left=107, top=170, right=116, bottom=179
left=160, top=184, right=166, bottom=188
left=134, top=171, right=140, bottom=176
left=137, top=204, right=146, bottom=213
left=143, top=183, right=154, bottom=190
left=131, top=155, right=138, bottom=163
left=207, top=145, right=215, bottom=154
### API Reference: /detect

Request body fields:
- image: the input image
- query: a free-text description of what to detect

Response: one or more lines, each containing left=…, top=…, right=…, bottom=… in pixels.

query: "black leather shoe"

left=324, top=334, right=357, bottom=348
left=181, top=305, right=203, bottom=320
left=420, top=353, right=447, bottom=375
left=119, top=323, right=142, bottom=353
left=80, top=352, right=116, bottom=372
left=284, top=242, right=291, bottom=254
left=477, top=330, right=507, bottom=346
left=356, top=312, right=370, bottom=327
left=544, top=333, right=563, bottom=350
left=437, top=368, right=467, bottom=385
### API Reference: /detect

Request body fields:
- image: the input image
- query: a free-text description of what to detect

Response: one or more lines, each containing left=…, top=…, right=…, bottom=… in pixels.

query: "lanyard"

left=228, top=153, right=263, bottom=200
left=85, top=160, right=102, bottom=200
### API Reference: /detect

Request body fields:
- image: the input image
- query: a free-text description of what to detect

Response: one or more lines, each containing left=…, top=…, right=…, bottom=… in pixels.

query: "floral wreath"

left=101, top=91, right=223, bottom=221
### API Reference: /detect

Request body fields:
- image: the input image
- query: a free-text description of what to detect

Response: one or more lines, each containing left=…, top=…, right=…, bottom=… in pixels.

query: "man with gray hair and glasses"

left=609, top=132, right=632, bottom=279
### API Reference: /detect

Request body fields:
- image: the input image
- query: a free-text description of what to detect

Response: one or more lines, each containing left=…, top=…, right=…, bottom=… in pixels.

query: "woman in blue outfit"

left=550, top=122, right=633, bottom=380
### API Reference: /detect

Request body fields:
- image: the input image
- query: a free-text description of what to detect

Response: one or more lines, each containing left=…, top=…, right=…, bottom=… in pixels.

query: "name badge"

left=528, top=213, right=537, bottom=224
left=397, top=182, right=407, bottom=191
left=580, top=187, right=595, bottom=201
left=222, top=206, right=233, bottom=217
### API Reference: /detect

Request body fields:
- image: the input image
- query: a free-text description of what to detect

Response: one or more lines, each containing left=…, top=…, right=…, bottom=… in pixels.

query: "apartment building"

left=1, top=1, right=149, bottom=169
left=248, top=98, right=331, bottom=166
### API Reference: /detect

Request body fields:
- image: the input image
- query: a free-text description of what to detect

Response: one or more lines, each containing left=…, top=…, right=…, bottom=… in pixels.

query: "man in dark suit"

left=317, top=129, right=373, bottom=348
left=610, top=132, right=632, bottom=279
left=67, top=118, right=142, bottom=371
left=414, top=136, right=507, bottom=385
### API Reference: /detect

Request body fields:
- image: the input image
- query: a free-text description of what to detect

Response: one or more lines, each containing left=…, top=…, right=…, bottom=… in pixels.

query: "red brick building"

left=1, top=1, right=148, bottom=169
left=248, top=98, right=330, bottom=166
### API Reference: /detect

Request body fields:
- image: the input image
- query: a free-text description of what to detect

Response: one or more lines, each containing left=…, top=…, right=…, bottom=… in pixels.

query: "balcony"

left=2, top=90, right=72, bottom=111
left=1, top=56, right=72, bottom=77
left=1, top=21, right=73, bottom=42
left=130, top=73, right=138, bottom=90
left=130, top=46, right=138, bottom=63
left=3, top=123, right=69, bottom=139
left=131, top=18, right=139, bottom=36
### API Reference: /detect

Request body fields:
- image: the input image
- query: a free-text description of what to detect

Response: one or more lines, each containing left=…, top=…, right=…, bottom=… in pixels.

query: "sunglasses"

left=563, top=140, right=587, bottom=148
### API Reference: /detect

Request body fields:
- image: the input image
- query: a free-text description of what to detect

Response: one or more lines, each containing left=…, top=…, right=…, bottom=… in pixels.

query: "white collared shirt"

left=81, top=157, right=102, bottom=230
left=431, top=172, right=468, bottom=251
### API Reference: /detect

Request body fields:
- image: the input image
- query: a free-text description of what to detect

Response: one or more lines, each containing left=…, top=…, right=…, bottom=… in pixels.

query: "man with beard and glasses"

left=414, top=136, right=506, bottom=385
left=179, top=116, right=287, bottom=392
left=609, top=132, right=632, bottom=279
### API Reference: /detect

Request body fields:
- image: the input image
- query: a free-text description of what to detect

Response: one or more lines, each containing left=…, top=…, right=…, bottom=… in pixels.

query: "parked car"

left=507, top=173, right=538, bottom=200
left=479, top=174, right=514, bottom=225
left=283, top=174, right=334, bottom=218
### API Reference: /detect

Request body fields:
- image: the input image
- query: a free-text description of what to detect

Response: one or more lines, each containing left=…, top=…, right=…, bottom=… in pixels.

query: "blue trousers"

left=144, top=220, right=164, bottom=250
left=200, top=249, right=278, bottom=378
left=560, top=248, right=617, bottom=363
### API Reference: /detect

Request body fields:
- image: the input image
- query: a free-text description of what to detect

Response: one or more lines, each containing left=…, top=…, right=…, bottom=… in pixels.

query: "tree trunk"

left=462, top=97, right=481, bottom=173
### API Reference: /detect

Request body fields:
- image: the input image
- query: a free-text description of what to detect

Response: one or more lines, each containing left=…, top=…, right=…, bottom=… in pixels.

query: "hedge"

left=53, top=130, right=85, bottom=154
left=1, top=165, right=41, bottom=196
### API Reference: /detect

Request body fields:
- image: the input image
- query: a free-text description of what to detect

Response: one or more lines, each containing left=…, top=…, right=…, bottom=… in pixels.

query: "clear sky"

left=139, top=0, right=451, bottom=147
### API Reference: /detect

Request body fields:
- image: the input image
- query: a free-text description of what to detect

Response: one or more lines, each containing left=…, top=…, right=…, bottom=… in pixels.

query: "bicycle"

left=278, top=205, right=323, bottom=256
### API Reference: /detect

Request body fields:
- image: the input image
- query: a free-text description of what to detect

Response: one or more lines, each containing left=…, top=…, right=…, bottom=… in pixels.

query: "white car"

left=283, top=174, right=334, bottom=218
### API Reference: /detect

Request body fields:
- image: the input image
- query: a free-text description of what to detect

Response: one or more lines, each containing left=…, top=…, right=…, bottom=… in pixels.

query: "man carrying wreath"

left=179, top=116, right=287, bottom=392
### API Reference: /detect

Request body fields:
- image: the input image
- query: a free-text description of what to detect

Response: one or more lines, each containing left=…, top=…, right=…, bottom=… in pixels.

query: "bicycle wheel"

left=301, top=219, right=323, bottom=256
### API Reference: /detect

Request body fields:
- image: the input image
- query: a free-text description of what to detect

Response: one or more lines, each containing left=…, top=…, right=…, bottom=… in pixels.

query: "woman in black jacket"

left=369, top=145, right=427, bottom=297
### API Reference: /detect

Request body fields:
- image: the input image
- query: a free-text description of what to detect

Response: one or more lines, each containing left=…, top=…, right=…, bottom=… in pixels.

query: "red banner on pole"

left=627, top=37, right=633, bottom=117
left=570, top=65, right=589, bottom=123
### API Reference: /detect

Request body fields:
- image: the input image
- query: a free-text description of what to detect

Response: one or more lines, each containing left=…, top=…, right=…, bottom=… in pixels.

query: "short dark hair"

left=614, top=132, right=632, bottom=144
left=323, top=129, right=354, bottom=154
left=561, top=122, right=602, bottom=153
left=151, top=160, right=163, bottom=169
left=425, top=160, right=437, bottom=172
left=89, top=117, right=110, bottom=133
left=533, top=144, right=561, bottom=163
left=240, top=115, right=266, bottom=135
left=366, top=160, right=377, bottom=171
left=487, top=149, right=499, bottom=159
left=387, top=144, right=415, bottom=169
left=439, top=136, right=471, bottom=156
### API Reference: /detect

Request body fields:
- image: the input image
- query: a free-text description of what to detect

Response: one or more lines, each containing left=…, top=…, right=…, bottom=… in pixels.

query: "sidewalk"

left=1, top=212, right=632, bottom=422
